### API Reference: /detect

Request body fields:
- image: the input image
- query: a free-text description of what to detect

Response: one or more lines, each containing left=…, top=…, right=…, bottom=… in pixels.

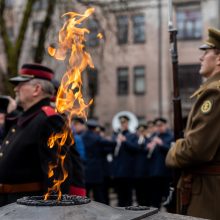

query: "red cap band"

left=20, top=68, right=53, bottom=80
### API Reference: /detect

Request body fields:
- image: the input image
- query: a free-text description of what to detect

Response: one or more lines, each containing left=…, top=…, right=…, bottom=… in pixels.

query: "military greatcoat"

left=0, top=98, right=84, bottom=198
left=166, top=72, right=220, bottom=220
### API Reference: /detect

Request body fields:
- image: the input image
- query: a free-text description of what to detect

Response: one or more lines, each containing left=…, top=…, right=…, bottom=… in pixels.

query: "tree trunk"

left=34, top=0, right=57, bottom=63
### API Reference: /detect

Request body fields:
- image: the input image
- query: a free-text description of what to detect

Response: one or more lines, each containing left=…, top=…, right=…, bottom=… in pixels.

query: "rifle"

left=169, top=28, right=183, bottom=140
left=166, top=0, right=184, bottom=213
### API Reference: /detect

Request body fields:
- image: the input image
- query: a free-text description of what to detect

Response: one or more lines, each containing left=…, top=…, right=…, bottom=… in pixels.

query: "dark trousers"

left=102, top=177, right=114, bottom=205
left=86, top=183, right=106, bottom=204
left=134, top=178, right=152, bottom=206
left=149, top=177, right=170, bottom=208
left=114, top=178, right=133, bottom=207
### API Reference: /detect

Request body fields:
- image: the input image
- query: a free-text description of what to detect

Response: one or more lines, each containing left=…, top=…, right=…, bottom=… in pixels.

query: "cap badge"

left=201, top=100, right=212, bottom=114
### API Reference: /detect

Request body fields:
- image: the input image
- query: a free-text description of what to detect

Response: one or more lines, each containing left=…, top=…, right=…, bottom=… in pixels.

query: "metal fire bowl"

left=17, top=194, right=91, bottom=206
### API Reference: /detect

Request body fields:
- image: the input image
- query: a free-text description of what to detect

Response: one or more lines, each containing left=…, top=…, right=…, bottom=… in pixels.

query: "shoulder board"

left=41, top=106, right=57, bottom=116
left=190, top=86, right=203, bottom=99
left=190, top=80, right=220, bottom=99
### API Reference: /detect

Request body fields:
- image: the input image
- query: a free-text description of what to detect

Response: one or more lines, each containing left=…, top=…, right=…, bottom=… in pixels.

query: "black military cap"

left=86, top=119, right=99, bottom=128
left=154, top=117, right=167, bottom=125
left=119, top=115, right=130, bottom=123
left=72, top=116, right=85, bottom=124
left=9, top=63, right=54, bottom=84
left=200, top=27, right=220, bottom=50
left=137, top=123, right=147, bottom=131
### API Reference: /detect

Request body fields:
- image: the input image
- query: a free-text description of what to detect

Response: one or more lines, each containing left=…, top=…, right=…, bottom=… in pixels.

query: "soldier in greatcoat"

left=166, top=27, right=220, bottom=220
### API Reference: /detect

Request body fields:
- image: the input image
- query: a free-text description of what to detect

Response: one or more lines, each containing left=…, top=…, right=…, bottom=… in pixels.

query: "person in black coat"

left=146, top=117, right=174, bottom=208
left=0, top=63, right=85, bottom=206
left=112, top=115, right=138, bottom=207
left=82, top=119, right=117, bottom=203
left=133, top=123, right=152, bottom=206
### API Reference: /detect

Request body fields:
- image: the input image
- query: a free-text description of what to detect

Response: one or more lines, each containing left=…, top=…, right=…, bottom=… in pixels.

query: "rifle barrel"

left=169, top=28, right=183, bottom=141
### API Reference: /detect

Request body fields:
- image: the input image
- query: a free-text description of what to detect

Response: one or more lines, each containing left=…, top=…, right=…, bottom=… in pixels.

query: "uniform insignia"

left=41, top=106, right=57, bottom=116
left=201, top=100, right=212, bottom=114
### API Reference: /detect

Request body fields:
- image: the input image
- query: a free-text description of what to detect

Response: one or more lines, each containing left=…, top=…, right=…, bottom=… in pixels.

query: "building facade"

left=0, top=0, right=220, bottom=132
left=82, top=0, right=220, bottom=131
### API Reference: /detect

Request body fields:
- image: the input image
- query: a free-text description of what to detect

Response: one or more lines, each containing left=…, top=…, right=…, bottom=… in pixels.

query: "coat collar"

left=18, top=98, right=51, bottom=126
left=190, top=72, right=220, bottom=99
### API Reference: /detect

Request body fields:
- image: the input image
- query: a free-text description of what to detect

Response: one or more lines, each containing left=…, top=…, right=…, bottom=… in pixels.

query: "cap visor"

left=199, top=44, right=214, bottom=50
left=9, top=76, right=31, bottom=84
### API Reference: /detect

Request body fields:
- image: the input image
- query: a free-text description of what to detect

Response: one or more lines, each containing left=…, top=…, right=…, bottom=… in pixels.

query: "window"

left=132, top=14, right=145, bottom=43
left=133, top=66, right=145, bottom=94
left=33, top=0, right=48, bottom=10
left=117, top=67, right=129, bottom=95
left=86, top=19, right=99, bottom=47
left=87, top=68, right=98, bottom=96
left=116, top=15, right=128, bottom=44
left=176, top=4, right=202, bottom=40
left=179, top=64, right=202, bottom=115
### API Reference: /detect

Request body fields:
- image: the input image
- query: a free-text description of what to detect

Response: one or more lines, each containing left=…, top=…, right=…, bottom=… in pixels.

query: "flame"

left=48, top=45, right=56, bottom=57
left=97, top=33, right=103, bottom=39
left=45, top=8, right=95, bottom=200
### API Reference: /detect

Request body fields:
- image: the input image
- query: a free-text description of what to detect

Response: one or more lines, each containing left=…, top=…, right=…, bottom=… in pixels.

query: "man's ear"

left=217, top=53, right=220, bottom=66
left=33, top=83, right=42, bottom=97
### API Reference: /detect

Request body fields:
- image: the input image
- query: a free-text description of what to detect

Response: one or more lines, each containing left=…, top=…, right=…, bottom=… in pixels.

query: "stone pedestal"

left=0, top=200, right=206, bottom=220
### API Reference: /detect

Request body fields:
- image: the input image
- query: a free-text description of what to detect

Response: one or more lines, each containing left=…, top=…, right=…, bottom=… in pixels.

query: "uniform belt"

left=0, top=182, right=44, bottom=193
left=191, top=165, right=220, bottom=175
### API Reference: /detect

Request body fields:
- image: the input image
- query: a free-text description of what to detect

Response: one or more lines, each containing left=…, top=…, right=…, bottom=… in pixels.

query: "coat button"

left=11, top=128, right=16, bottom=133
left=5, top=140, right=9, bottom=145
left=0, top=152, right=3, bottom=157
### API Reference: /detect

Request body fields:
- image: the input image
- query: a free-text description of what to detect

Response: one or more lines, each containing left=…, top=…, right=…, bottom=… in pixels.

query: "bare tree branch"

left=34, top=0, right=57, bottom=63
left=0, top=0, right=13, bottom=64
left=15, top=0, right=36, bottom=66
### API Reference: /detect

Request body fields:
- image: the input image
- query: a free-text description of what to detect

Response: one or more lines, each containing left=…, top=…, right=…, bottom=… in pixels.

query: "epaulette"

left=190, top=80, right=220, bottom=99
left=190, top=86, right=203, bottom=99
left=41, top=106, right=57, bottom=116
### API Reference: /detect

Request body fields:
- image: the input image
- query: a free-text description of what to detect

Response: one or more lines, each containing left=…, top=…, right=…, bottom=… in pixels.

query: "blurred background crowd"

left=71, top=114, right=174, bottom=209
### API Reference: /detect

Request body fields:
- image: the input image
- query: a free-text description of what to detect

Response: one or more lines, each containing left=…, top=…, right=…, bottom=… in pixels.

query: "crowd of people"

left=71, top=115, right=174, bottom=208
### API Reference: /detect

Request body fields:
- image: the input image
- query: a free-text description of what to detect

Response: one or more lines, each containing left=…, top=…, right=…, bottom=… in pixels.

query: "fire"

left=48, top=46, right=56, bottom=57
left=97, top=33, right=103, bottom=39
left=45, top=8, right=96, bottom=200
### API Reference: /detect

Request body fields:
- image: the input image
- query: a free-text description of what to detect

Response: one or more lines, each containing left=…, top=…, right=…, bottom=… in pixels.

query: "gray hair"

left=29, top=78, right=55, bottom=97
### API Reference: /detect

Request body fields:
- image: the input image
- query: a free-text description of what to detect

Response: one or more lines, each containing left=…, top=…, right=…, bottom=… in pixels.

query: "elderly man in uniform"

left=0, top=63, right=85, bottom=206
left=166, top=27, right=220, bottom=219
